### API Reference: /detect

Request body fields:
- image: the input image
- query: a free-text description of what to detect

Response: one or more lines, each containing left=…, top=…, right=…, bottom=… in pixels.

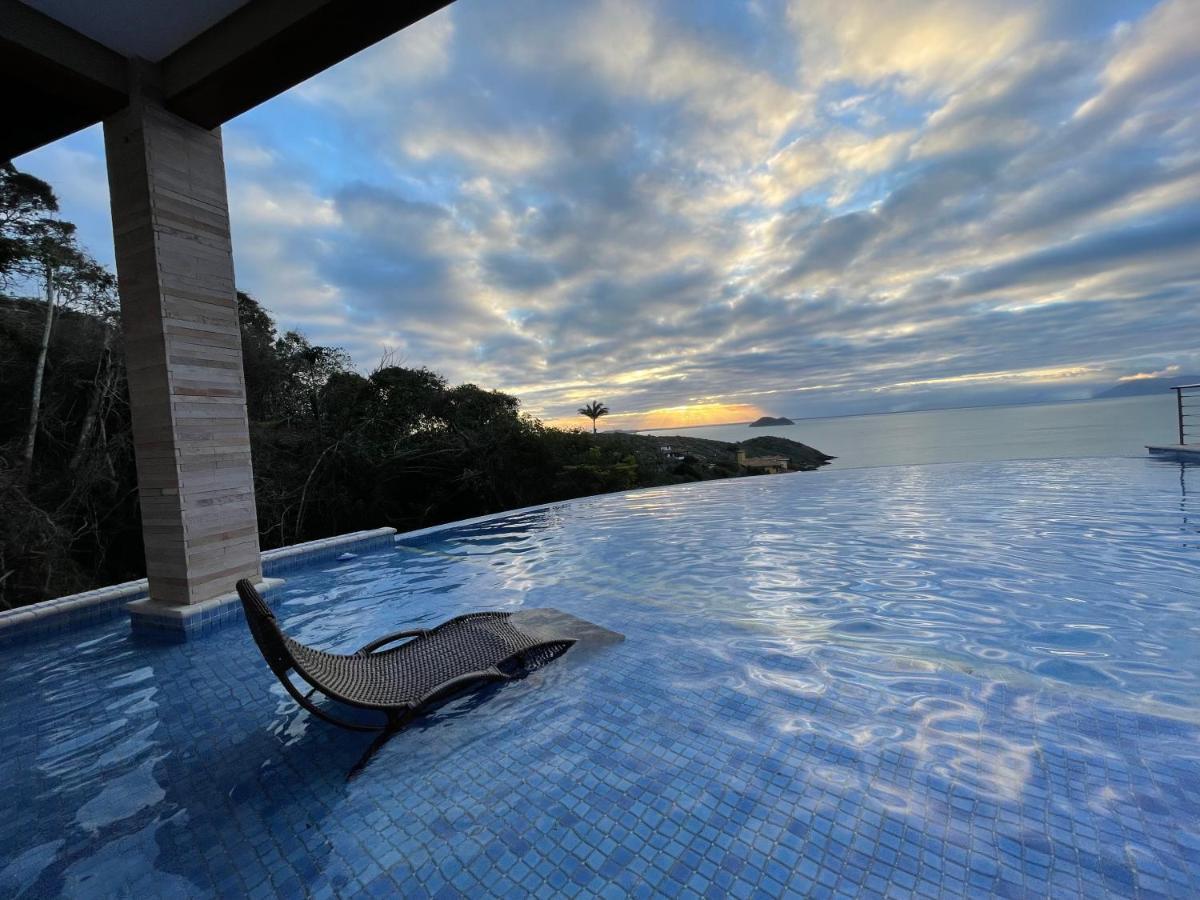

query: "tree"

left=578, top=400, right=609, bottom=433
left=0, top=163, right=58, bottom=286
left=17, top=220, right=111, bottom=480
left=275, top=330, right=353, bottom=426
left=237, top=290, right=284, bottom=421
left=4, top=161, right=834, bottom=610
left=67, top=263, right=120, bottom=472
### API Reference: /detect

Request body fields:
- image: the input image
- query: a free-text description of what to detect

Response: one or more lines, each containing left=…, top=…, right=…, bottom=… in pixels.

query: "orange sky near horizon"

left=546, top=402, right=766, bottom=433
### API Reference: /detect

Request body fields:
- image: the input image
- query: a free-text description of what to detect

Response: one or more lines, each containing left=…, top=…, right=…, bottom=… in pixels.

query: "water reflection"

left=3, top=457, right=1199, bottom=895
left=1178, top=461, right=1199, bottom=548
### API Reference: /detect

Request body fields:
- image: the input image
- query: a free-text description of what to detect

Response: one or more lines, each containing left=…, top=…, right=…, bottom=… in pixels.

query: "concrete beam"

left=0, top=0, right=127, bottom=159
left=104, top=95, right=262, bottom=605
left=164, top=0, right=453, bottom=128
left=3, top=0, right=453, bottom=159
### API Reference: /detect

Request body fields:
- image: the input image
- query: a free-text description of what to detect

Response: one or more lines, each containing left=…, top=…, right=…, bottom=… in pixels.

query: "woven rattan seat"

left=236, top=579, right=576, bottom=732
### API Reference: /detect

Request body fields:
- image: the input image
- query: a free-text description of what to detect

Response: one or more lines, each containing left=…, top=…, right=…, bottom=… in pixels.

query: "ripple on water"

left=1, top=457, right=1198, bottom=896
left=1032, top=657, right=1120, bottom=687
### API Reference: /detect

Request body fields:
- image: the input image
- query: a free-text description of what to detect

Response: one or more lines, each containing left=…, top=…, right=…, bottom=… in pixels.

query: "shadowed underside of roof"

left=1, top=0, right=453, bottom=159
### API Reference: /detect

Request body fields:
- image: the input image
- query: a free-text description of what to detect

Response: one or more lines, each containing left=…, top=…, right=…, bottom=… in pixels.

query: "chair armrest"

left=356, top=629, right=427, bottom=655
left=415, top=667, right=513, bottom=707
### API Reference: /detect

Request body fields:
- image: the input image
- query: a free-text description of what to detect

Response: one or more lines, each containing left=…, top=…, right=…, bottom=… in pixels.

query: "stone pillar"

left=104, top=94, right=261, bottom=606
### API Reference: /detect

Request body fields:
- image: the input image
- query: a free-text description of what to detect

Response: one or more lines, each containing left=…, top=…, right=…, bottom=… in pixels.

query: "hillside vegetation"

left=1, top=289, right=830, bottom=608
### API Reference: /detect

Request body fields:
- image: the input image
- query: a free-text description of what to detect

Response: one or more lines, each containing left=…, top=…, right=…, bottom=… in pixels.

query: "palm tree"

left=578, top=400, right=609, bottom=433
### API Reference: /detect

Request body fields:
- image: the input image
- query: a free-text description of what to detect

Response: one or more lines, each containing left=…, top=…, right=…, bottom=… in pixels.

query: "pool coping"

left=1147, top=444, right=1200, bottom=462
left=388, top=475, right=794, bottom=545
left=0, top=483, right=719, bottom=647
left=388, top=456, right=1187, bottom=547
left=0, top=526, right=397, bottom=647
left=393, top=501, right=573, bottom=544
left=4, top=455, right=1184, bottom=647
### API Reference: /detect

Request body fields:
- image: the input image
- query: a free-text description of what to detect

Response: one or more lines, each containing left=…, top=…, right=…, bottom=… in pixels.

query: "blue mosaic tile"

left=1, top=459, right=1200, bottom=897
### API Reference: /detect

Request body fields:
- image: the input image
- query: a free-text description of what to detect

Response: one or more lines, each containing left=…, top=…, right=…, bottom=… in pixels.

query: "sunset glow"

left=16, top=0, right=1200, bottom=427
left=548, top=402, right=765, bottom=433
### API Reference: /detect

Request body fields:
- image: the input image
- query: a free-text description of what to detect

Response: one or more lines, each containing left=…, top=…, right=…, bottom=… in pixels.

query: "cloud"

left=1074, top=0, right=1200, bottom=123
left=483, top=252, right=560, bottom=292
left=400, top=119, right=559, bottom=176
left=1119, top=364, right=1180, bottom=382
left=494, top=0, right=809, bottom=169
left=296, top=11, right=456, bottom=111
left=788, top=0, right=1039, bottom=96
left=230, top=181, right=340, bottom=229
left=955, top=212, right=1200, bottom=298
left=13, top=0, right=1200, bottom=426
left=781, top=210, right=884, bottom=281
left=568, top=0, right=802, bottom=137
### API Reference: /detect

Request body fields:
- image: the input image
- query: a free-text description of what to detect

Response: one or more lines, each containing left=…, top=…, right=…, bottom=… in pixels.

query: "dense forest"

left=0, top=164, right=828, bottom=609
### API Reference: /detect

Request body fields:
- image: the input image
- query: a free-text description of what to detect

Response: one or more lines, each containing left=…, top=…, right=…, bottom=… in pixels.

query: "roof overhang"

left=2, top=0, right=452, bottom=160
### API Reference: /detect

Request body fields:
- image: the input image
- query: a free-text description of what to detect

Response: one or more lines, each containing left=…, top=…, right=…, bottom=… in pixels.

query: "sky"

left=14, top=0, right=1200, bottom=430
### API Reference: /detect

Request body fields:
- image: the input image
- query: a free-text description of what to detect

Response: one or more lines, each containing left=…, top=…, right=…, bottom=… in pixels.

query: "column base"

left=129, top=577, right=285, bottom=643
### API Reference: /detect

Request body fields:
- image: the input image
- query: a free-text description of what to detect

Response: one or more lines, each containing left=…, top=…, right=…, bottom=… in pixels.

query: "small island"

left=749, top=416, right=795, bottom=427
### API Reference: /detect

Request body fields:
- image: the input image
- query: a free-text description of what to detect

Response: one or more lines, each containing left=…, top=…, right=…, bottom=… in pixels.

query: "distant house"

left=735, top=447, right=789, bottom=474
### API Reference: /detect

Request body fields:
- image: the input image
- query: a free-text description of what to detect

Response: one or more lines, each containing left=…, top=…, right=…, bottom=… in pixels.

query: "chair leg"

left=281, top=672, right=386, bottom=732
left=348, top=724, right=404, bottom=781
left=386, top=708, right=417, bottom=732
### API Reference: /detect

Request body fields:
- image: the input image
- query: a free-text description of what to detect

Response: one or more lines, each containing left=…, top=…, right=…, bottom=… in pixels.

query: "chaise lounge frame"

left=236, top=579, right=576, bottom=732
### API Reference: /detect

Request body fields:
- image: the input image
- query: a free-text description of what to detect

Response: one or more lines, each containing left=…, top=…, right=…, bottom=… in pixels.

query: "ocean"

left=642, top=393, right=1180, bottom=469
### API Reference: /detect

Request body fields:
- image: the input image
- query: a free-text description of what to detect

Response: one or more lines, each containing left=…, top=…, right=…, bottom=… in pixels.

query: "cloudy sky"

left=16, top=0, right=1200, bottom=429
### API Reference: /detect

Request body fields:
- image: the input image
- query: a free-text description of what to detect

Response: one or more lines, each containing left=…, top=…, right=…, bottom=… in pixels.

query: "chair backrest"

left=236, top=579, right=294, bottom=678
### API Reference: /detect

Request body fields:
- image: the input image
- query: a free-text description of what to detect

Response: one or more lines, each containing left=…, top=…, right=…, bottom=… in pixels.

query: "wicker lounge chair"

left=236, top=579, right=576, bottom=732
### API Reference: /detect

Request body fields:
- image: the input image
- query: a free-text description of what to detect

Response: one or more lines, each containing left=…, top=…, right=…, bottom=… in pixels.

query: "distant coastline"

left=595, top=432, right=832, bottom=473
left=1093, top=374, right=1200, bottom=399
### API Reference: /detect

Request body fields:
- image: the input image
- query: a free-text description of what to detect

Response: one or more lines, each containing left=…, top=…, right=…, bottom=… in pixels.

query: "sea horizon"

left=634, top=393, right=1178, bottom=470
left=625, top=390, right=1174, bottom=434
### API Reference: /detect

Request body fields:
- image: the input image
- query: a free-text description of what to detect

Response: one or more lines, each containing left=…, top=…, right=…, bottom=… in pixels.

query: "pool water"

left=2, top=457, right=1199, bottom=897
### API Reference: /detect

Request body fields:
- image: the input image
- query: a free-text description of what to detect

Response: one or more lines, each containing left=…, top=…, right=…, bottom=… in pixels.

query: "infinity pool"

left=2, top=458, right=1199, bottom=897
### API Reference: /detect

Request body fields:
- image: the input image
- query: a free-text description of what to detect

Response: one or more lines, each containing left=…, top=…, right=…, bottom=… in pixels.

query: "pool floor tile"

left=2, top=458, right=1200, bottom=897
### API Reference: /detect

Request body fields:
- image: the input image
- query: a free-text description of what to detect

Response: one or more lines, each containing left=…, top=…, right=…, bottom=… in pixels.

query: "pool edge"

left=0, top=526, right=398, bottom=647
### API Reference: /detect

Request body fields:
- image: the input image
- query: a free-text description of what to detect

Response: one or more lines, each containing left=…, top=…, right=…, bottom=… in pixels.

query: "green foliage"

left=0, top=285, right=828, bottom=608
left=0, top=298, right=141, bottom=606
left=0, top=169, right=828, bottom=608
left=3, top=276, right=682, bottom=607
left=243, top=318, right=636, bottom=546
left=560, top=447, right=639, bottom=494
left=0, top=163, right=58, bottom=284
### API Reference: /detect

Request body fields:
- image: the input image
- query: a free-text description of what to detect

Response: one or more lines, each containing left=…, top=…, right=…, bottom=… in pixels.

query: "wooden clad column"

left=104, top=93, right=261, bottom=605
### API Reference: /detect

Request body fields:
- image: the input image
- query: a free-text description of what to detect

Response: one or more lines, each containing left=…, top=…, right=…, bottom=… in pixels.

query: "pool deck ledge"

left=1147, top=444, right=1200, bottom=462
left=0, top=527, right=398, bottom=647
